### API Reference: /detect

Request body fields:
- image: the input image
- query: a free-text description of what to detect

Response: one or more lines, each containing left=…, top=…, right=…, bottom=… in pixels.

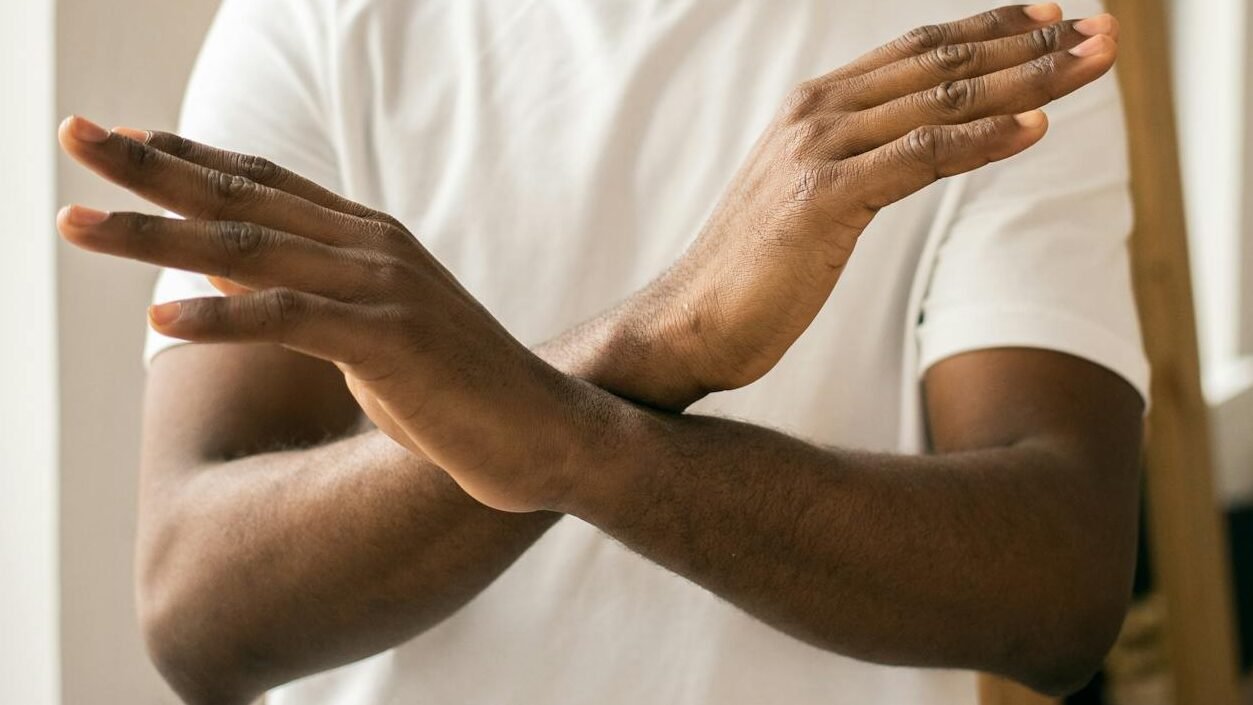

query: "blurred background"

left=0, top=1, right=1249, bottom=704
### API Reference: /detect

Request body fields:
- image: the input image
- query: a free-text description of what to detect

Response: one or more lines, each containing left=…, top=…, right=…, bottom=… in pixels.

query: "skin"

left=57, top=5, right=1140, bottom=704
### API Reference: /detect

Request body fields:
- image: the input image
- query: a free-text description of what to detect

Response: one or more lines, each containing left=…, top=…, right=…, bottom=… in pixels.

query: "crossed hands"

left=58, top=5, right=1117, bottom=513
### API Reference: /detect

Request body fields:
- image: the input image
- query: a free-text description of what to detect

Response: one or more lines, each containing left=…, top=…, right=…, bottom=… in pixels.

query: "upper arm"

left=922, top=347, right=1144, bottom=609
left=922, top=349, right=1143, bottom=542
left=923, top=347, right=1142, bottom=471
left=142, top=343, right=360, bottom=474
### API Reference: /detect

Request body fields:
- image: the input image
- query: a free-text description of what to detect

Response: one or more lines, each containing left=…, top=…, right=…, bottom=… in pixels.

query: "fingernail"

left=112, top=126, right=151, bottom=143
left=70, top=115, right=110, bottom=143
left=149, top=302, right=182, bottom=326
left=1069, top=34, right=1110, bottom=57
left=1023, top=3, right=1061, bottom=22
left=65, top=204, right=111, bottom=226
left=1014, top=110, right=1047, bottom=129
left=1073, top=14, right=1115, bottom=37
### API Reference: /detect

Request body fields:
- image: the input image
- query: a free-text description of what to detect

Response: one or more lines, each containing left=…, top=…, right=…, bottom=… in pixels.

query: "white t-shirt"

left=146, top=1, right=1149, bottom=703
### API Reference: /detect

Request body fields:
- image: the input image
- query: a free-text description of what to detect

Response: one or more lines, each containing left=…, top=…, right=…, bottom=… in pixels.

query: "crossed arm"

left=59, top=5, right=1141, bottom=704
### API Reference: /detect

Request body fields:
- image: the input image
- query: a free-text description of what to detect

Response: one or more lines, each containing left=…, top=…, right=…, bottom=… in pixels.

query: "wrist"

left=549, top=383, right=660, bottom=519
left=601, top=294, right=715, bottom=411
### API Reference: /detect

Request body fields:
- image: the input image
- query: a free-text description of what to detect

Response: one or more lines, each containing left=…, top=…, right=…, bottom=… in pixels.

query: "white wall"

left=1167, top=0, right=1253, bottom=504
left=0, top=1, right=60, bottom=703
left=1168, top=0, right=1248, bottom=379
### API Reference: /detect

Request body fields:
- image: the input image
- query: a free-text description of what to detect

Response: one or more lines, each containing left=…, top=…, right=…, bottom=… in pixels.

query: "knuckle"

left=190, top=297, right=225, bottom=330
left=233, top=153, right=281, bottom=185
left=791, top=161, right=837, bottom=203
left=1028, top=24, right=1063, bottom=54
left=928, top=43, right=976, bottom=73
left=261, top=288, right=301, bottom=327
left=132, top=213, right=159, bottom=238
left=122, top=137, right=159, bottom=172
left=1026, top=52, right=1058, bottom=79
left=211, top=171, right=257, bottom=205
left=824, top=76, right=860, bottom=110
left=379, top=221, right=416, bottom=245
left=217, top=221, right=267, bottom=262
left=782, top=119, right=825, bottom=160
left=927, top=79, right=975, bottom=113
left=781, top=80, right=826, bottom=120
left=341, top=250, right=392, bottom=301
left=899, top=24, right=947, bottom=54
left=901, top=125, right=943, bottom=163
left=166, top=134, right=196, bottom=161
left=374, top=213, right=406, bottom=231
left=123, top=213, right=159, bottom=253
left=211, top=222, right=270, bottom=280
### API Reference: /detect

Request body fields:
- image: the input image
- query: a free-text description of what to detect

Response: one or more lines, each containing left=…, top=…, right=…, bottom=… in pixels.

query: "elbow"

left=1003, top=584, right=1131, bottom=697
left=137, top=535, right=259, bottom=705
left=1013, top=648, right=1105, bottom=698
left=139, top=583, right=257, bottom=705
left=998, top=463, right=1140, bottom=697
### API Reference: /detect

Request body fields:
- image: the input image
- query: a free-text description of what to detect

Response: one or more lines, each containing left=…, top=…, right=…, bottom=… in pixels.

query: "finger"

left=839, top=111, right=1049, bottom=212
left=58, top=116, right=372, bottom=245
left=147, top=289, right=374, bottom=365
left=57, top=206, right=364, bottom=298
left=112, top=128, right=388, bottom=223
left=840, top=34, right=1116, bottom=156
left=830, top=4, right=1063, bottom=80
left=844, top=15, right=1115, bottom=109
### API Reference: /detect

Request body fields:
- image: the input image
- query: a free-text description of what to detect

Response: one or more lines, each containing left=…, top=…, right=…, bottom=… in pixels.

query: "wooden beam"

left=977, top=677, right=1058, bottom=705
left=1103, top=1, right=1243, bottom=704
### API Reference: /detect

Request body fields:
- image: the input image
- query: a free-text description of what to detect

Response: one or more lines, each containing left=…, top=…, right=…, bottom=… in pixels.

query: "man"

left=57, top=1, right=1145, bottom=703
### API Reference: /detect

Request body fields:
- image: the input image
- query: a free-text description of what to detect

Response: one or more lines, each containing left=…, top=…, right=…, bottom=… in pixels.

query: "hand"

left=55, top=4, right=1119, bottom=514
left=57, top=118, right=591, bottom=512
left=606, top=4, right=1119, bottom=409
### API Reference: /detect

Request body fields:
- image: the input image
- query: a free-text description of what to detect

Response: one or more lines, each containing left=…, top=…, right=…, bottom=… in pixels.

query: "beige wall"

left=54, top=0, right=221, bottom=702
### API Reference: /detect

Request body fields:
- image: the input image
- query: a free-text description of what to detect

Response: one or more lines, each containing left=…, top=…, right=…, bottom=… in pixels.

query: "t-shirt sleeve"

left=915, top=67, right=1150, bottom=404
left=144, top=0, right=338, bottom=365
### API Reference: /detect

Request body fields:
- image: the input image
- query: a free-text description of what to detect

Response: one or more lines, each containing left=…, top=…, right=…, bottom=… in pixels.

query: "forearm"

left=561, top=405, right=1139, bottom=694
left=139, top=326, right=635, bottom=704
left=139, top=430, right=554, bottom=703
